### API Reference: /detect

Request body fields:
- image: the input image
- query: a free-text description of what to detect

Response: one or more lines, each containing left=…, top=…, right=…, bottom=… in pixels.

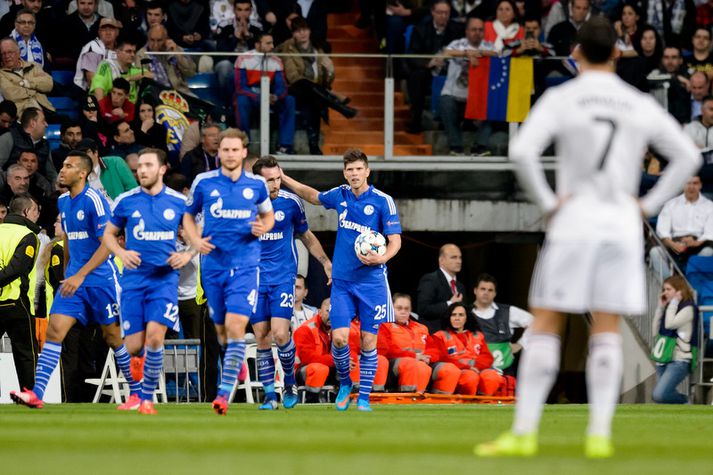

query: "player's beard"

left=139, top=174, right=159, bottom=189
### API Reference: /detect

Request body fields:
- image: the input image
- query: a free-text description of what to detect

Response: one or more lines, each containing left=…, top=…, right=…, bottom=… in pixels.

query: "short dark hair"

left=0, top=99, right=17, bottom=118
left=431, top=0, right=450, bottom=9
left=695, top=26, right=711, bottom=40
left=234, top=0, right=252, bottom=6
left=20, top=107, right=41, bottom=129
left=116, top=36, right=137, bottom=50
left=441, top=302, right=480, bottom=332
left=76, top=137, right=99, bottom=153
left=165, top=172, right=188, bottom=192
left=475, top=273, right=498, bottom=290
left=295, top=274, right=307, bottom=286
left=290, top=17, right=309, bottom=33
left=111, top=120, right=129, bottom=139
left=15, top=8, right=35, bottom=21
left=576, top=16, right=617, bottom=64
left=392, top=293, right=412, bottom=304
left=343, top=148, right=368, bottom=168
left=67, top=150, right=94, bottom=174
left=8, top=193, right=36, bottom=215
left=60, top=120, right=82, bottom=135
left=252, top=155, right=279, bottom=176
left=138, top=147, right=167, bottom=166
left=145, top=1, right=164, bottom=13
left=703, top=95, right=713, bottom=107
left=112, top=77, right=131, bottom=94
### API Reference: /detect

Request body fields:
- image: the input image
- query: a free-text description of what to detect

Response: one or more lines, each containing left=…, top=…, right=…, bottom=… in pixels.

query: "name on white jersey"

left=209, top=198, right=251, bottom=219
left=67, top=231, right=89, bottom=240
left=260, top=232, right=284, bottom=241
left=132, top=219, right=175, bottom=241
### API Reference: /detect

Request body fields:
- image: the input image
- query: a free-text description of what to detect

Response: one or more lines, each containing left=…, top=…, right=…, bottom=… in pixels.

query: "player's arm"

left=60, top=237, right=112, bottom=297
left=298, top=230, right=332, bottom=284
left=358, top=233, right=401, bottom=266
left=281, top=173, right=321, bottom=206
left=102, top=221, right=141, bottom=270
left=182, top=213, right=214, bottom=254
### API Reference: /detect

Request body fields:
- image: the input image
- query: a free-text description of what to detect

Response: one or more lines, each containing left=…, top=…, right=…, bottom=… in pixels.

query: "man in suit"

left=416, top=243, right=465, bottom=333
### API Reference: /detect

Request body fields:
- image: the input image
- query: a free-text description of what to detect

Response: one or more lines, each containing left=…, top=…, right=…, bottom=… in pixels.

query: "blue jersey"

left=259, top=189, right=308, bottom=285
left=59, top=185, right=117, bottom=287
left=110, top=186, right=187, bottom=289
left=318, top=184, right=401, bottom=282
left=185, top=169, right=272, bottom=271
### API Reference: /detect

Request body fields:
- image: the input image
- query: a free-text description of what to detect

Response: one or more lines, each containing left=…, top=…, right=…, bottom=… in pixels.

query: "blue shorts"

left=330, top=277, right=393, bottom=334
left=202, top=266, right=259, bottom=325
left=251, top=281, right=295, bottom=324
left=120, top=275, right=180, bottom=337
left=50, top=284, right=120, bottom=327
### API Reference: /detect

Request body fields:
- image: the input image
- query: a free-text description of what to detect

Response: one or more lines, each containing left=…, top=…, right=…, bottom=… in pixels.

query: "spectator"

left=650, top=176, right=713, bottom=277
left=697, top=0, right=713, bottom=30
left=79, top=94, right=103, bottom=148
left=180, top=123, right=220, bottom=184
left=277, top=17, right=356, bottom=155
left=484, top=0, right=524, bottom=54
left=688, top=70, right=709, bottom=121
left=439, top=17, right=495, bottom=156
left=125, top=152, right=138, bottom=180
left=416, top=243, right=466, bottom=333
left=76, top=137, right=136, bottom=201
left=377, top=294, right=433, bottom=393
left=541, top=0, right=566, bottom=38
left=0, top=0, right=41, bottom=37
left=74, top=17, right=122, bottom=93
left=294, top=297, right=335, bottom=403
left=140, top=1, right=166, bottom=35
left=90, top=36, right=145, bottom=103
left=294, top=0, right=329, bottom=49
left=514, top=16, right=554, bottom=57
left=0, top=201, right=6, bottom=221
left=52, top=120, right=83, bottom=172
left=0, top=99, right=17, bottom=136
left=17, top=149, right=50, bottom=199
left=384, top=0, right=417, bottom=57
left=470, top=273, right=532, bottom=374
left=131, top=98, right=167, bottom=151
left=234, top=32, right=295, bottom=155
left=108, top=119, right=141, bottom=158
left=405, top=0, right=462, bottom=134
left=0, top=163, right=29, bottom=205
left=645, top=0, right=695, bottom=50
left=112, top=0, right=142, bottom=35
left=10, top=9, right=44, bottom=68
left=685, top=26, right=713, bottom=79
left=0, top=107, right=54, bottom=181
left=64, top=0, right=103, bottom=61
left=67, top=0, right=114, bottom=19
left=651, top=275, right=699, bottom=404
left=178, top=106, right=226, bottom=159
left=683, top=95, right=713, bottom=148
left=291, top=274, right=317, bottom=330
left=547, top=0, right=590, bottom=56
left=136, top=24, right=197, bottom=96
left=614, top=3, right=641, bottom=58
left=635, top=25, right=663, bottom=76
left=98, top=77, right=135, bottom=127
left=0, top=37, right=53, bottom=116
left=166, top=0, right=210, bottom=49
left=428, top=302, right=504, bottom=395
left=649, top=46, right=692, bottom=124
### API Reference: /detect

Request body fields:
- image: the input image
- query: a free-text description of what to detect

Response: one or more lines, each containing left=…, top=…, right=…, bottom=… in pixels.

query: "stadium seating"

left=187, top=72, right=221, bottom=106
left=48, top=96, right=80, bottom=121
left=51, top=70, right=75, bottom=88
left=45, top=123, right=61, bottom=151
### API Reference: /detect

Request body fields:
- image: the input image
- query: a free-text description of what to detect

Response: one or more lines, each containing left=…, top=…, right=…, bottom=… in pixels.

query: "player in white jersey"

left=475, top=17, right=702, bottom=459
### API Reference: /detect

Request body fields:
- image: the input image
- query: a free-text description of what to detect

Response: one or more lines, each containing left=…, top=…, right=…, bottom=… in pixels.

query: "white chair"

left=230, top=343, right=285, bottom=403
left=85, top=349, right=128, bottom=403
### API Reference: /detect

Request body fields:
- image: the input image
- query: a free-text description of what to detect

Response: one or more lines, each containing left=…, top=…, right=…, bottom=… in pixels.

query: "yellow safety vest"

left=44, top=240, right=64, bottom=316
left=0, top=222, right=39, bottom=314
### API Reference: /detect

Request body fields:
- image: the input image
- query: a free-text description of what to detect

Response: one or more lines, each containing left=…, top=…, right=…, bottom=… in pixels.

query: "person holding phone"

left=514, top=16, right=554, bottom=57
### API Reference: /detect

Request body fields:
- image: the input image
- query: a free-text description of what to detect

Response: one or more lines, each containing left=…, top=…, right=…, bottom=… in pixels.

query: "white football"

left=354, top=230, right=387, bottom=257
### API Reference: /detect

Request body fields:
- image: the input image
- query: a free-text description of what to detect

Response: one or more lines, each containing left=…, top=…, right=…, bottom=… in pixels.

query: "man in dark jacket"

left=0, top=107, right=54, bottom=181
left=180, top=123, right=220, bottom=184
left=416, top=243, right=466, bottom=333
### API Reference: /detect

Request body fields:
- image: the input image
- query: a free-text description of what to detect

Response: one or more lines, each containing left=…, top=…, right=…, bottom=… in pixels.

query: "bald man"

left=416, top=243, right=466, bottom=333
left=689, top=71, right=710, bottom=121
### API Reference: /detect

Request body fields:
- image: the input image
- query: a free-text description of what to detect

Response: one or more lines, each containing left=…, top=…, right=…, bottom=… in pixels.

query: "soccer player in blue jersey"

left=282, top=149, right=402, bottom=412
left=102, top=148, right=192, bottom=415
left=251, top=156, right=332, bottom=410
left=11, top=151, right=142, bottom=409
left=182, top=128, right=275, bottom=415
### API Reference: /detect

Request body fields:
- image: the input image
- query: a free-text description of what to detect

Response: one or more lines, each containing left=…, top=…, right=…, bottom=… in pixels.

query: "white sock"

left=586, top=332, right=623, bottom=437
left=512, top=332, right=561, bottom=435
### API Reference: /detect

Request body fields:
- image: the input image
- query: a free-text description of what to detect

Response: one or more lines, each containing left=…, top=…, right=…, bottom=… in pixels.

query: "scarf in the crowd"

left=11, top=29, right=43, bottom=67
left=648, top=0, right=687, bottom=36
left=492, top=19, right=520, bottom=52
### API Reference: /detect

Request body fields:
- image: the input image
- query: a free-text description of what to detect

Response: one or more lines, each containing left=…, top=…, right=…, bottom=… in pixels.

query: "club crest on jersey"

left=123, top=321, right=130, bottom=331
left=275, top=210, right=285, bottom=222
left=364, top=205, right=374, bottom=215
left=163, top=209, right=175, bottom=220
left=76, top=210, right=85, bottom=221
left=243, top=188, right=254, bottom=199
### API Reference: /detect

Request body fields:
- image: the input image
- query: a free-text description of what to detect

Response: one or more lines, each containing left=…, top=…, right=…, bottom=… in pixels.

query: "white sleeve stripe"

left=257, top=198, right=273, bottom=214
left=373, top=189, right=397, bottom=215
left=86, top=189, right=106, bottom=216
left=279, top=190, right=305, bottom=213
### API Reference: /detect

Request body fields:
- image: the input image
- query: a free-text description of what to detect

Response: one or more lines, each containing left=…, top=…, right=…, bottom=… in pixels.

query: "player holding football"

left=251, top=155, right=332, bottom=410
left=282, top=148, right=401, bottom=412
left=475, top=17, right=701, bottom=458
left=102, top=148, right=192, bottom=415
left=11, top=151, right=142, bottom=409
left=182, top=128, right=275, bottom=416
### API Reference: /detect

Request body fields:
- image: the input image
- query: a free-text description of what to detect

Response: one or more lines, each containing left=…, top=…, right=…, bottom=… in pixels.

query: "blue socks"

left=218, top=339, right=246, bottom=398
left=358, top=349, right=378, bottom=402
left=114, top=344, right=141, bottom=396
left=332, top=343, right=351, bottom=387
left=277, top=340, right=296, bottom=387
left=141, top=346, right=164, bottom=402
left=257, top=348, right=276, bottom=399
left=33, top=341, right=62, bottom=399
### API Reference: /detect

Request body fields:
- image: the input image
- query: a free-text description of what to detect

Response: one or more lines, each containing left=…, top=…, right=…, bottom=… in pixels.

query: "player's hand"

left=167, top=251, right=193, bottom=269
left=119, top=250, right=142, bottom=270
left=511, top=342, right=522, bottom=354
left=357, top=250, right=385, bottom=266
left=250, top=216, right=269, bottom=236
left=322, top=259, right=333, bottom=285
left=60, top=274, right=85, bottom=297
left=193, top=235, right=215, bottom=254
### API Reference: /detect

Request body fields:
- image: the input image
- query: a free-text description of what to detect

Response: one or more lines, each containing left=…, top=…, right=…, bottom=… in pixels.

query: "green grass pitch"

left=1, top=403, right=710, bottom=474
